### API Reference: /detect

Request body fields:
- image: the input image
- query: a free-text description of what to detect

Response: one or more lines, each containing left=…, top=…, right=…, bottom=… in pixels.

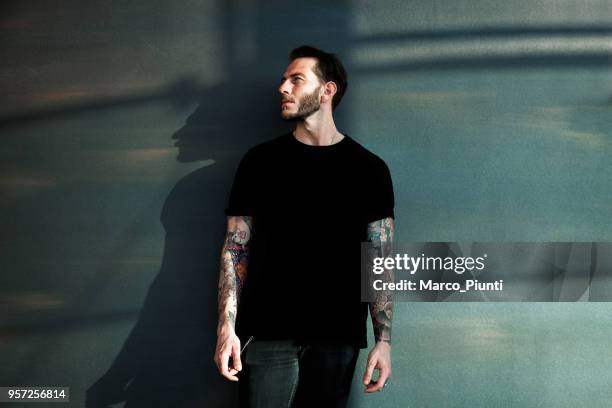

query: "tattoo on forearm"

left=367, top=217, right=394, bottom=343
left=218, top=216, right=252, bottom=330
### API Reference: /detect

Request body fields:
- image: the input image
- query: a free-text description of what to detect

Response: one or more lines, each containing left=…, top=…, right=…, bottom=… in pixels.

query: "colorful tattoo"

left=367, top=217, right=394, bottom=344
left=218, top=216, right=252, bottom=331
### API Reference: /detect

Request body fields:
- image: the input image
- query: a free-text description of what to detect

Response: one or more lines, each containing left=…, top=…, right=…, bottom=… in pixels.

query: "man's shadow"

left=86, top=80, right=287, bottom=407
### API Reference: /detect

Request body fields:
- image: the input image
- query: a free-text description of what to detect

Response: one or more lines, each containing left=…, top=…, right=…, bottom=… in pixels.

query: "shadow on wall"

left=85, top=80, right=286, bottom=407
left=86, top=0, right=355, bottom=405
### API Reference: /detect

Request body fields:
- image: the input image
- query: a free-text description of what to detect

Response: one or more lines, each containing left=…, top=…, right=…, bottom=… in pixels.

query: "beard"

left=281, top=87, right=321, bottom=121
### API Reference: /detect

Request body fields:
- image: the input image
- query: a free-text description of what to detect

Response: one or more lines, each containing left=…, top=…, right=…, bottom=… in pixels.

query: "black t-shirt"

left=225, top=133, right=394, bottom=348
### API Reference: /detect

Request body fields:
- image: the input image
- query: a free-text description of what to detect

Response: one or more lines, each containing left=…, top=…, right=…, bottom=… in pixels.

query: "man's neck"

left=293, top=113, right=344, bottom=146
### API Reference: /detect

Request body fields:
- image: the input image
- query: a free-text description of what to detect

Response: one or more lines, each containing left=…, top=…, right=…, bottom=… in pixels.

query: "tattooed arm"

left=363, top=216, right=394, bottom=393
left=368, top=217, right=394, bottom=343
left=214, top=216, right=252, bottom=382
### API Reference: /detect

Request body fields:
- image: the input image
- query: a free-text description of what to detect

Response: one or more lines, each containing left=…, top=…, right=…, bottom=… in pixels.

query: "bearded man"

left=214, top=45, right=395, bottom=408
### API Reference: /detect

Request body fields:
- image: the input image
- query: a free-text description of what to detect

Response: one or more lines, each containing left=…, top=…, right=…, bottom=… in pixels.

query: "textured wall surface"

left=1, top=1, right=611, bottom=407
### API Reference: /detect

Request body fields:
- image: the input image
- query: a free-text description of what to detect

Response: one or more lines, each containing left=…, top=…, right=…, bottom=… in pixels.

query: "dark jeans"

left=241, top=340, right=360, bottom=408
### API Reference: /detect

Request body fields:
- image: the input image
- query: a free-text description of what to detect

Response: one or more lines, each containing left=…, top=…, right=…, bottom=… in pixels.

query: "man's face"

left=278, top=57, right=324, bottom=121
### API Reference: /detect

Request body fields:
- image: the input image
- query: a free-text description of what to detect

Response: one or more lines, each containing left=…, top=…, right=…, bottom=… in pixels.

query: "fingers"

left=214, top=340, right=241, bottom=382
left=363, top=352, right=392, bottom=393
left=230, top=341, right=242, bottom=374
left=366, top=366, right=391, bottom=393
left=362, top=356, right=376, bottom=387
left=217, top=349, right=239, bottom=381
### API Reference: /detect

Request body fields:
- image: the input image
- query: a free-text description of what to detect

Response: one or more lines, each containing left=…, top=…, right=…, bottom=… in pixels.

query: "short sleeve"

left=225, top=149, right=258, bottom=216
left=364, top=159, right=395, bottom=223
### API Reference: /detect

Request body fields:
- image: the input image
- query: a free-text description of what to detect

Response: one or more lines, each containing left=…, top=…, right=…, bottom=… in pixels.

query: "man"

left=214, top=45, right=395, bottom=407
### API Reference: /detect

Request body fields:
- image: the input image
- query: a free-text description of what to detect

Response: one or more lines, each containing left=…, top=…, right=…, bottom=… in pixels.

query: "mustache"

left=281, top=97, right=295, bottom=103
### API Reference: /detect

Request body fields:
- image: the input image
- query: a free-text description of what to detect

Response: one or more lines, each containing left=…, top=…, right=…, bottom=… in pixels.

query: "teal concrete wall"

left=1, top=1, right=611, bottom=406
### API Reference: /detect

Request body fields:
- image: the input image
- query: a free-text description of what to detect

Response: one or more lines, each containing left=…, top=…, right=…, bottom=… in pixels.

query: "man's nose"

left=278, top=80, right=290, bottom=95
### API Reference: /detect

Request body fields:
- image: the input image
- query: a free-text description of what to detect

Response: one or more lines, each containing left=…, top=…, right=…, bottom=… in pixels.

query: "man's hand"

left=215, top=216, right=252, bottom=382
left=214, top=326, right=242, bottom=381
left=362, top=341, right=392, bottom=393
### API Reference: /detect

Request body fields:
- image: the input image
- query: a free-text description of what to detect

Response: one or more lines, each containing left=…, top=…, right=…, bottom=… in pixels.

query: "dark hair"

left=289, top=45, right=348, bottom=110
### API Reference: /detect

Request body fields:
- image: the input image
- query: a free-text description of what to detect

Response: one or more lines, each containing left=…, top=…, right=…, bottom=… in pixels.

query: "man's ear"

left=321, top=81, right=337, bottom=105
